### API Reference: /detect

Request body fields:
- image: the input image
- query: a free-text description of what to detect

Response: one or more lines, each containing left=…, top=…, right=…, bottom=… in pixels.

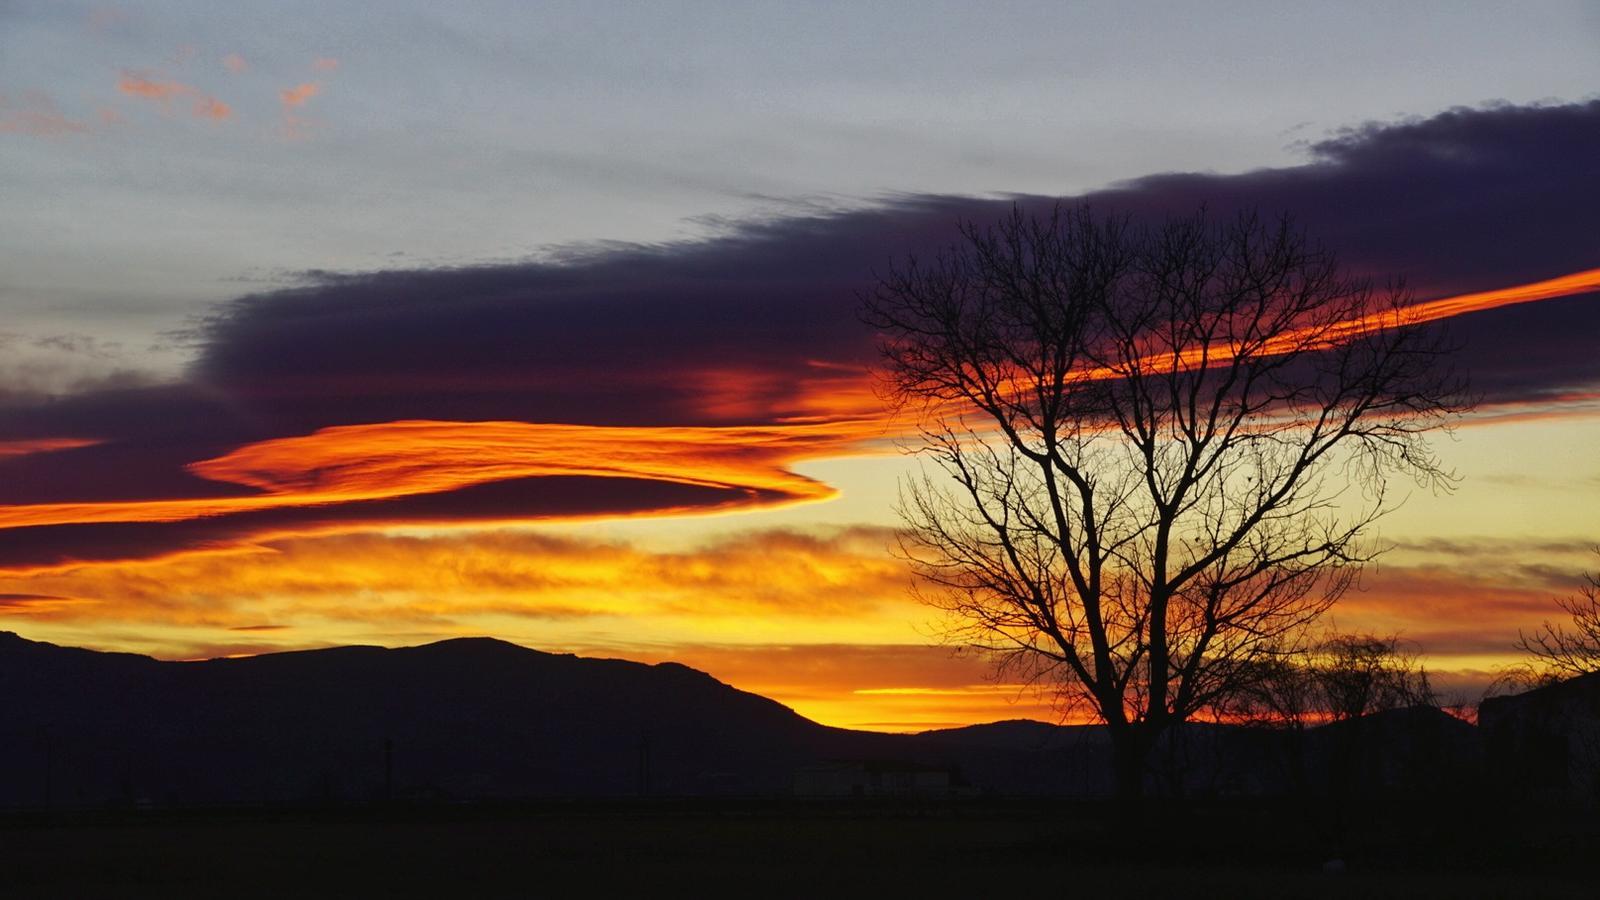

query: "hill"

left=0, top=632, right=1501, bottom=807
left=0, top=632, right=913, bottom=806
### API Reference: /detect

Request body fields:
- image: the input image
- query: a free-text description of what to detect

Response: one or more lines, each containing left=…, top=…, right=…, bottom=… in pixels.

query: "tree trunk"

left=1111, top=729, right=1147, bottom=802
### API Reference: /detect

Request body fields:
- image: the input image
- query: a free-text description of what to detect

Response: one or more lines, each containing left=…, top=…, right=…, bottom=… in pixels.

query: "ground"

left=1, top=799, right=1591, bottom=898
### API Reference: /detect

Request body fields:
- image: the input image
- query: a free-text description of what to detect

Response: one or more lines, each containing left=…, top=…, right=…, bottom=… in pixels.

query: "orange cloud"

left=0, top=526, right=1585, bottom=730
left=278, top=81, right=325, bottom=139
left=311, top=57, right=339, bottom=71
left=117, top=72, right=187, bottom=101
left=0, top=419, right=880, bottom=548
left=0, top=526, right=906, bottom=623
left=193, top=96, right=232, bottom=120
left=116, top=72, right=232, bottom=121
left=1460, top=390, right=1600, bottom=428
left=1406, top=267, right=1600, bottom=322
left=0, top=438, right=99, bottom=461
left=223, top=53, right=248, bottom=74
left=279, top=82, right=320, bottom=108
left=1073, top=267, right=1600, bottom=385
left=0, top=525, right=1053, bottom=730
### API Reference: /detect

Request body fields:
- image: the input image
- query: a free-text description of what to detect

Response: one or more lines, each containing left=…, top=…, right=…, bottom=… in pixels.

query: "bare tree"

left=1228, top=633, right=1436, bottom=726
left=862, top=205, right=1468, bottom=799
left=1311, top=633, right=1435, bottom=721
left=1229, top=632, right=1435, bottom=796
left=1516, top=551, right=1600, bottom=679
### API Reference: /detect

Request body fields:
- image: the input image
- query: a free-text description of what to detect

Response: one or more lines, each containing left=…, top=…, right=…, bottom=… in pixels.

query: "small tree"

left=1313, top=633, right=1435, bottom=722
left=863, top=205, right=1468, bottom=799
left=1516, top=552, right=1600, bottom=679
left=1228, top=632, right=1434, bottom=795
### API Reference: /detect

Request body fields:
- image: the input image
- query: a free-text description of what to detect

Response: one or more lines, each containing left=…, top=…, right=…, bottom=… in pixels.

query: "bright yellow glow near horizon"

left=3, top=405, right=1596, bottom=731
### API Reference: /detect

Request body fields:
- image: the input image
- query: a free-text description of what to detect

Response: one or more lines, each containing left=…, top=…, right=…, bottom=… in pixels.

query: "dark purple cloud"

left=0, top=475, right=779, bottom=570
left=0, top=99, right=1596, bottom=569
left=186, top=99, right=1599, bottom=431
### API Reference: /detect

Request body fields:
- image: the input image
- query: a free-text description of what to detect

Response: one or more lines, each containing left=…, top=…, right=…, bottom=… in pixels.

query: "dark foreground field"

left=1, top=800, right=1593, bottom=898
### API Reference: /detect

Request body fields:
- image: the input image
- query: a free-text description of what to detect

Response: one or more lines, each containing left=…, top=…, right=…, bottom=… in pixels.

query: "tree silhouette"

left=1516, top=551, right=1600, bottom=679
left=1227, top=633, right=1435, bottom=797
left=1311, top=633, right=1436, bottom=722
left=863, top=204, right=1469, bottom=799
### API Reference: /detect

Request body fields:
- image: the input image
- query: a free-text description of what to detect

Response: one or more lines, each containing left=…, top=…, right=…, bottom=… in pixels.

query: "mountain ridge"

left=4, top=631, right=1487, bottom=806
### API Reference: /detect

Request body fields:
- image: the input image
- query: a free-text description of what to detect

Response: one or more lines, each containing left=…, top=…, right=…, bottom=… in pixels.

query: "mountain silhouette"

left=1, top=632, right=1500, bottom=808
left=0, top=632, right=926, bottom=806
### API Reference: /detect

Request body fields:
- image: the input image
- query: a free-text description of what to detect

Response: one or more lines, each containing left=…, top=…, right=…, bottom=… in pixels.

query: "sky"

left=2, top=1, right=1598, bottom=730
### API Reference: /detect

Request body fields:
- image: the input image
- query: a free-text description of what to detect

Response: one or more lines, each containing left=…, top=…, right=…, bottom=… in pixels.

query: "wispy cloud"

left=222, top=53, right=248, bottom=74
left=278, top=76, right=327, bottom=138
left=279, top=82, right=319, bottom=108
left=0, top=92, right=89, bottom=137
left=117, top=71, right=232, bottom=121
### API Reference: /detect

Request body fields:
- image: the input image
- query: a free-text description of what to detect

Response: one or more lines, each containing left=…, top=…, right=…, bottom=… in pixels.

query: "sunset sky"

left=2, top=2, right=1598, bottom=731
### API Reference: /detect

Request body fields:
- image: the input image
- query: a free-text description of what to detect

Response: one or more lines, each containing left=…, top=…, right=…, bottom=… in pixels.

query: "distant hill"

left=0, top=632, right=913, bottom=806
left=0, top=632, right=1499, bottom=808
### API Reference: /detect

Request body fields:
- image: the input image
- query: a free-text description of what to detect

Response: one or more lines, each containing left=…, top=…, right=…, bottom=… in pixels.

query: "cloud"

left=0, top=520, right=1584, bottom=729
left=117, top=71, right=231, bottom=121
left=1322, top=543, right=1600, bottom=663
left=0, top=330, right=152, bottom=407
left=0, top=439, right=98, bottom=462
left=0, top=525, right=908, bottom=621
left=279, top=82, right=320, bottom=108
left=0, top=592, right=73, bottom=607
left=0, top=419, right=884, bottom=570
left=311, top=57, right=339, bottom=71
left=222, top=53, right=248, bottom=74
left=116, top=72, right=188, bottom=100
left=0, top=99, right=1596, bottom=571
left=192, top=95, right=231, bottom=120
left=0, top=525, right=1036, bottom=729
left=86, top=6, right=128, bottom=32
left=0, top=92, right=89, bottom=137
left=0, top=525, right=933, bottom=714
left=278, top=81, right=325, bottom=138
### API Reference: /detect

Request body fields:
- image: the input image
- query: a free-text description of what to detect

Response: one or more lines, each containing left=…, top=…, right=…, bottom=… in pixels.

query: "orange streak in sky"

left=0, top=267, right=1593, bottom=539
left=1270, top=266, right=1600, bottom=354
left=1404, top=267, right=1600, bottom=321
left=0, top=438, right=99, bottom=461
left=0, top=419, right=883, bottom=531
left=1085, top=267, right=1600, bottom=380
